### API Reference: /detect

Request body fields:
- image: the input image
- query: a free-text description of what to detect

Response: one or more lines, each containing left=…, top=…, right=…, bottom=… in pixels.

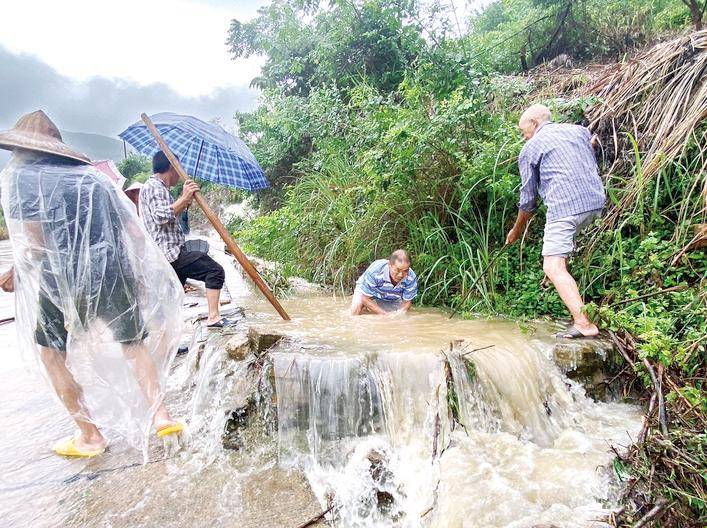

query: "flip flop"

left=205, top=317, right=236, bottom=329
left=52, top=436, right=106, bottom=458
left=156, top=422, right=184, bottom=438
left=555, top=326, right=597, bottom=339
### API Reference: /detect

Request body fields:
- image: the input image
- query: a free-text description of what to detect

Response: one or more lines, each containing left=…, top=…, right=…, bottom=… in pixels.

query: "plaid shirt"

left=139, top=176, right=184, bottom=263
left=518, top=122, right=605, bottom=222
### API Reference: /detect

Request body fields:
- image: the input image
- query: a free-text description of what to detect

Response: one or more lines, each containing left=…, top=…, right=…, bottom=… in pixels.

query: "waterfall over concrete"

left=0, top=242, right=639, bottom=528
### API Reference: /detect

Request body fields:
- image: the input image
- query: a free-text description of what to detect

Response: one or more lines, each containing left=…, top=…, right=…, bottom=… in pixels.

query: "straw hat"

left=0, top=110, right=91, bottom=164
left=125, top=181, right=143, bottom=194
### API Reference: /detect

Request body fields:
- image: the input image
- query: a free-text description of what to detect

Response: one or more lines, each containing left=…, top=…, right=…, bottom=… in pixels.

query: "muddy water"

left=215, top=249, right=643, bottom=527
left=261, top=309, right=641, bottom=528
left=0, top=239, right=642, bottom=528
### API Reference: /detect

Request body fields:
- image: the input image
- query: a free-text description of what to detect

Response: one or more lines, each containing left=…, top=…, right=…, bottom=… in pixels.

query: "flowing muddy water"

left=0, top=239, right=642, bottom=527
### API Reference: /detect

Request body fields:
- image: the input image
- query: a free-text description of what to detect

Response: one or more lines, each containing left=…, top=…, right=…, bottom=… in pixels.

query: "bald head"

left=389, top=249, right=410, bottom=266
left=519, top=104, right=552, bottom=140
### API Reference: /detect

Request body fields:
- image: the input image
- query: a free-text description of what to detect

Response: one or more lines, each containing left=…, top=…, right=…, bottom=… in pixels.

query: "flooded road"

left=0, top=239, right=643, bottom=527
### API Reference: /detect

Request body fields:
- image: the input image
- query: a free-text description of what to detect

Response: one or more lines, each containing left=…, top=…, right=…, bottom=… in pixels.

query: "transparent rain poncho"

left=0, top=152, right=183, bottom=457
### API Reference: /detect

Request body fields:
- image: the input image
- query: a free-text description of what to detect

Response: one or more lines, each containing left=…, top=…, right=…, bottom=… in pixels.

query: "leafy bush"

left=229, top=3, right=705, bottom=522
left=117, top=153, right=151, bottom=186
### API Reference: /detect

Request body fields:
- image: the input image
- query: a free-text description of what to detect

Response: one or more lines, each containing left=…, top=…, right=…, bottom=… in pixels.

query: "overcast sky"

left=0, top=0, right=484, bottom=139
left=0, top=0, right=267, bottom=137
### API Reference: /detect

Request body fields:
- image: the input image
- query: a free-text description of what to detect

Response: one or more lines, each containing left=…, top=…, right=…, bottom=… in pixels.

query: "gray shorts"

left=542, top=209, right=602, bottom=258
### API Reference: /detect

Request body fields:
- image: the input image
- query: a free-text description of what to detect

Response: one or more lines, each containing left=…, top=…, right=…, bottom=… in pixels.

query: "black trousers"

left=171, top=252, right=225, bottom=290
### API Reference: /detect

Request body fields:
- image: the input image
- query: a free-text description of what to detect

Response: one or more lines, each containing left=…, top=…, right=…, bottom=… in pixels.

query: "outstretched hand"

left=505, top=227, right=521, bottom=245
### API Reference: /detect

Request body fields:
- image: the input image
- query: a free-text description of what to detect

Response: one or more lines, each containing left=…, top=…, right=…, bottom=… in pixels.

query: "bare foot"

left=74, top=433, right=107, bottom=452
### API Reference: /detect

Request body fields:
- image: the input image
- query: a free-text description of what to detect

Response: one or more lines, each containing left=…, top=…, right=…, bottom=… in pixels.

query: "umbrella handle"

left=140, top=113, right=291, bottom=321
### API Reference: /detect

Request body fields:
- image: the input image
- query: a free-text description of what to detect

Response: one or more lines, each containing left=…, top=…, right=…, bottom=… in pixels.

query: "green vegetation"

left=227, top=1, right=705, bottom=524
left=117, top=153, right=152, bottom=186
left=467, top=0, right=691, bottom=72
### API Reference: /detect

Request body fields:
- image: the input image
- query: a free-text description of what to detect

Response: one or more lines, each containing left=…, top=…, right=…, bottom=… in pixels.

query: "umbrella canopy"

left=118, top=112, right=268, bottom=191
left=93, top=159, right=126, bottom=188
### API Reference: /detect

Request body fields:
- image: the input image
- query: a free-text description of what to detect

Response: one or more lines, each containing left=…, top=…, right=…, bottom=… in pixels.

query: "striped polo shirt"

left=356, top=259, right=418, bottom=302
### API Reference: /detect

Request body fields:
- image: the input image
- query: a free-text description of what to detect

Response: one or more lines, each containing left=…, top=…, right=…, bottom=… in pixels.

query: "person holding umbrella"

left=140, top=151, right=228, bottom=328
left=120, top=112, right=290, bottom=321
left=505, top=104, right=604, bottom=339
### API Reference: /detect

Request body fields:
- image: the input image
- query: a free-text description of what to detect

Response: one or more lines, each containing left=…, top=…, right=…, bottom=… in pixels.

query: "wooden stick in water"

left=140, top=113, right=291, bottom=321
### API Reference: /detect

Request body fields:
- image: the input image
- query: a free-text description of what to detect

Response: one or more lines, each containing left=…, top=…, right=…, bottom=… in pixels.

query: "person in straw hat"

left=124, top=180, right=144, bottom=211
left=0, top=110, right=185, bottom=458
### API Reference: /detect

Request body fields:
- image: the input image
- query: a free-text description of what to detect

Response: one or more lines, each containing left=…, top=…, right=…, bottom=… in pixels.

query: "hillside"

left=227, top=1, right=706, bottom=525
left=60, top=130, right=125, bottom=162
left=0, top=130, right=125, bottom=170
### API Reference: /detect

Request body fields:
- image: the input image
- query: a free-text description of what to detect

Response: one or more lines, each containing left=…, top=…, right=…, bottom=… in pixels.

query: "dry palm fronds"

left=608, top=330, right=707, bottom=528
left=585, top=30, right=707, bottom=228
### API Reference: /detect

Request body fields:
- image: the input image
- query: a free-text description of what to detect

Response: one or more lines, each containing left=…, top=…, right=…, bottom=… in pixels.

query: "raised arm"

left=172, top=180, right=199, bottom=217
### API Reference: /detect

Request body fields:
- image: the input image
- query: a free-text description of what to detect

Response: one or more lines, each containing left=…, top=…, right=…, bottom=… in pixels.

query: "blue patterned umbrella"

left=119, top=112, right=268, bottom=191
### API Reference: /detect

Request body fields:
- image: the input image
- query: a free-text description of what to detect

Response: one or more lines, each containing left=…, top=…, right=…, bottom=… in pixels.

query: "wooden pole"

left=140, top=113, right=291, bottom=321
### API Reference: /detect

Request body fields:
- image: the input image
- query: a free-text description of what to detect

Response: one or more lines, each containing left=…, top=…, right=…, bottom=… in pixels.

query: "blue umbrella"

left=119, top=112, right=268, bottom=191
left=119, top=112, right=290, bottom=321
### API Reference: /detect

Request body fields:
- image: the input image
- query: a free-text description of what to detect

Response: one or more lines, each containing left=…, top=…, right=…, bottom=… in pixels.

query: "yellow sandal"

left=52, top=436, right=106, bottom=458
left=156, top=422, right=184, bottom=438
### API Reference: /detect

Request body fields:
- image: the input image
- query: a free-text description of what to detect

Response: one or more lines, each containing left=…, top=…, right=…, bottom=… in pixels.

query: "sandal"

left=53, top=435, right=106, bottom=458
left=205, top=317, right=236, bottom=329
left=555, top=326, right=598, bottom=339
left=156, top=422, right=184, bottom=438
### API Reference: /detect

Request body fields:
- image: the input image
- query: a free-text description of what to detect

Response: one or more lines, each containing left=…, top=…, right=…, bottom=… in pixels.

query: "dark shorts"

left=171, top=251, right=225, bottom=290
left=35, top=280, right=145, bottom=353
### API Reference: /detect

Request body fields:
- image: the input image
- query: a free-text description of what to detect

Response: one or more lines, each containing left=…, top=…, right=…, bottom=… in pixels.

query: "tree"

left=681, top=0, right=706, bottom=29
left=466, top=0, right=690, bottom=73
left=117, top=154, right=151, bottom=184
left=227, top=0, right=427, bottom=95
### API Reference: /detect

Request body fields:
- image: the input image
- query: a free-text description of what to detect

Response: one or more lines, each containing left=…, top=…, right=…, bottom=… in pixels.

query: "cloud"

left=0, top=0, right=265, bottom=97
left=0, top=45, right=259, bottom=138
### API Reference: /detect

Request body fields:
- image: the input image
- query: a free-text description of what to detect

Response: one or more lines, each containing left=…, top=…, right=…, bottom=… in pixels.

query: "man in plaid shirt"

left=140, top=151, right=228, bottom=328
left=506, top=104, right=604, bottom=339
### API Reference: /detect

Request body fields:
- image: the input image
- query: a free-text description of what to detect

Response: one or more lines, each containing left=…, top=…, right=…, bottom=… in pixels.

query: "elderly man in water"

left=350, top=250, right=418, bottom=316
left=506, top=104, right=605, bottom=339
